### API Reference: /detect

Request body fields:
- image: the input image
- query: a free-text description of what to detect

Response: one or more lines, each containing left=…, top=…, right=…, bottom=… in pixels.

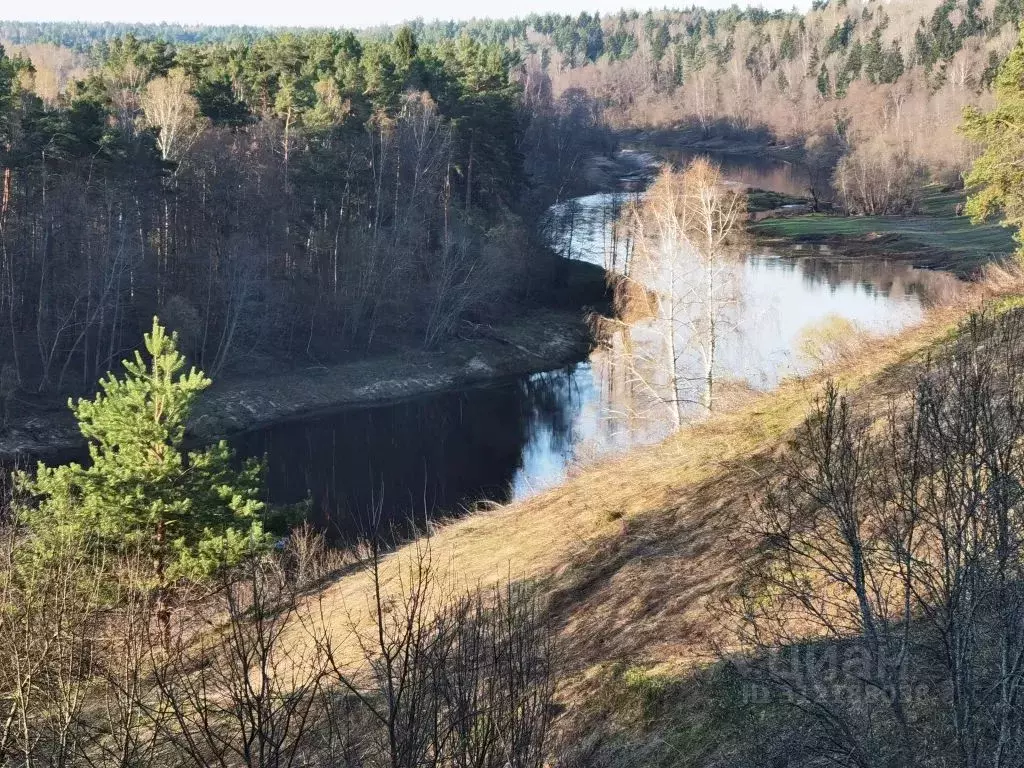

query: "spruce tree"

left=879, top=42, right=905, bottom=84
left=817, top=64, right=832, bottom=99
left=780, top=28, right=797, bottom=61
left=17, top=318, right=268, bottom=637
left=650, top=22, right=670, bottom=63
left=864, top=29, right=884, bottom=83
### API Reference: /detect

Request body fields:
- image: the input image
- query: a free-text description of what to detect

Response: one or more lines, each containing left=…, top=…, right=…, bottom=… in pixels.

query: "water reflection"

left=520, top=186, right=960, bottom=493
left=237, top=189, right=960, bottom=540
left=545, top=191, right=633, bottom=264
left=231, top=373, right=580, bottom=541
left=655, top=148, right=814, bottom=199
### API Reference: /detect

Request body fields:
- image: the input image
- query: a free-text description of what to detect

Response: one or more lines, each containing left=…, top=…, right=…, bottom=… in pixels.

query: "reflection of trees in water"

left=538, top=186, right=963, bottom=481
left=520, top=367, right=581, bottom=456
left=782, top=257, right=960, bottom=305
left=606, top=162, right=747, bottom=428
left=658, top=149, right=813, bottom=199
left=232, top=383, right=543, bottom=542
left=591, top=324, right=674, bottom=448
left=591, top=255, right=747, bottom=442
left=229, top=369, right=591, bottom=543
left=544, top=192, right=637, bottom=265
left=589, top=253, right=957, bottom=448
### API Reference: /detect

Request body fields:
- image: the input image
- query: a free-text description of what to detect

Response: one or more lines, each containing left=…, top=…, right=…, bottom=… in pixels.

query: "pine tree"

left=963, top=29, right=1024, bottom=256
left=192, top=76, right=251, bottom=128
left=393, top=25, right=419, bottom=69
left=584, top=13, right=604, bottom=62
left=807, top=45, right=821, bottom=77
left=825, top=18, right=855, bottom=56
left=17, top=318, right=268, bottom=641
left=995, top=0, right=1024, bottom=28
left=780, top=28, right=797, bottom=60
left=650, top=22, right=671, bottom=63
left=864, top=28, right=884, bottom=83
left=846, top=39, right=863, bottom=79
left=0, top=46, right=16, bottom=149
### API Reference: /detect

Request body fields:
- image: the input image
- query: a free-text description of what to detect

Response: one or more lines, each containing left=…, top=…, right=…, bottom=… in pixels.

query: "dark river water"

left=231, top=373, right=582, bottom=539
left=233, top=153, right=960, bottom=541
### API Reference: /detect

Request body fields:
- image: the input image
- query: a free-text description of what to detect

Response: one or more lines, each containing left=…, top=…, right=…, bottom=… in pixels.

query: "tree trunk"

left=703, top=262, right=716, bottom=413
left=1, top=167, right=10, bottom=221
left=154, top=519, right=171, bottom=650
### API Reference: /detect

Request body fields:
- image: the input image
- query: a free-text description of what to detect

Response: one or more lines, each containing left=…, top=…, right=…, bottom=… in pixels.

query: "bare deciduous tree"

left=730, top=309, right=1024, bottom=768
left=618, top=159, right=745, bottom=425
left=833, top=137, right=926, bottom=215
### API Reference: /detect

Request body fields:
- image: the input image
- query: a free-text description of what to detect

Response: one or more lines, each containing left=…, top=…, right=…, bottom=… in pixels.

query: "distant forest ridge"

left=0, top=8, right=806, bottom=52
left=1, top=1, right=1021, bottom=58
left=2, top=1, right=1021, bottom=114
left=0, top=21, right=308, bottom=49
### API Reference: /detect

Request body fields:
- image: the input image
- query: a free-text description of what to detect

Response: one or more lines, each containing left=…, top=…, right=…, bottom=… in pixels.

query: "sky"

left=3, top=0, right=811, bottom=30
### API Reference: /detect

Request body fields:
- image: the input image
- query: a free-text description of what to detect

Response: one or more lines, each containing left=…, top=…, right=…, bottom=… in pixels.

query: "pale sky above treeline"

left=3, top=0, right=813, bottom=30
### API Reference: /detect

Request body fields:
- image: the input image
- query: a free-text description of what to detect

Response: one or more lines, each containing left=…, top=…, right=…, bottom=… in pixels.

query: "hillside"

left=297, top=276, right=1014, bottom=765
left=5, top=3, right=1024, bottom=766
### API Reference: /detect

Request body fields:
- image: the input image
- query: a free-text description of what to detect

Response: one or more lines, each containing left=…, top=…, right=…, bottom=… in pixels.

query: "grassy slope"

left=751, top=187, right=1017, bottom=276
left=302, top=293, right=984, bottom=761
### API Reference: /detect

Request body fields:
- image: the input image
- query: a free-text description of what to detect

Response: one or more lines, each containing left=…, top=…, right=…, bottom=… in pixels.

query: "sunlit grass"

left=297, top=298, right=970, bottom=669
left=750, top=185, right=1016, bottom=273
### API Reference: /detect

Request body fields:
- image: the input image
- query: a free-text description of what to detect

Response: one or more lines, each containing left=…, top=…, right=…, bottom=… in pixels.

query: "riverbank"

left=625, top=131, right=1015, bottom=278
left=580, top=147, right=659, bottom=192
left=0, top=147, right=651, bottom=464
left=621, top=126, right=801, bottom=160
left=751, top=186, right=1016, bottom=278
left=0, top=299, right=602, bottom=463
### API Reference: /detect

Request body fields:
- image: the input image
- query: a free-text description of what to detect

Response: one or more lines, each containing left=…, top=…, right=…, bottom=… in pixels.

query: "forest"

left=0, top=25, right=608, bottom=397
left=2, top=0, right=1023, bottom=400
left=8, top=0, right=1024, bottom=767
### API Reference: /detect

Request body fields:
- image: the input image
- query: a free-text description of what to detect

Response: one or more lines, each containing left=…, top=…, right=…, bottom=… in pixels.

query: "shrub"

left=833, top=138, right=926, bottom=215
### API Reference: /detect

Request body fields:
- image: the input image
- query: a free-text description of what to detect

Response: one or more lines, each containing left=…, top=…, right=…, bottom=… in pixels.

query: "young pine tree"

left=17, top=318, right=268, bottom=637
left=962, top=29, right=1024, bottom=257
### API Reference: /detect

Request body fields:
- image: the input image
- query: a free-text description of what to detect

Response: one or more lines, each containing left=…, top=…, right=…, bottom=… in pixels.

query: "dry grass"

left=281, top=262, right=1024, bottom=708
left=297, top=288, right=985, bottom=676
left=270, top=261, right=1024, bottom=768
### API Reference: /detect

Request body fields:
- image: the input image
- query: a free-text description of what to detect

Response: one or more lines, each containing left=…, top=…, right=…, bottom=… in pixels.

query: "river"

left=233, top=159, right=960, bottom=541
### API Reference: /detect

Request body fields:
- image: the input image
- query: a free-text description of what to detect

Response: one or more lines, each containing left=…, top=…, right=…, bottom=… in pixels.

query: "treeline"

left=0, top=21, right=286, bottom=50
left=0, top=27, right=608, bottom=397
left=6, top=1, right=1024, bottom=221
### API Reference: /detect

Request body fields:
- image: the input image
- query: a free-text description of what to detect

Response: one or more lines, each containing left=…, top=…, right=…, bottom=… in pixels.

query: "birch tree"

left=140, top=68, right=205, bottom=163
left=621, top=159, right=745, bottom=426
